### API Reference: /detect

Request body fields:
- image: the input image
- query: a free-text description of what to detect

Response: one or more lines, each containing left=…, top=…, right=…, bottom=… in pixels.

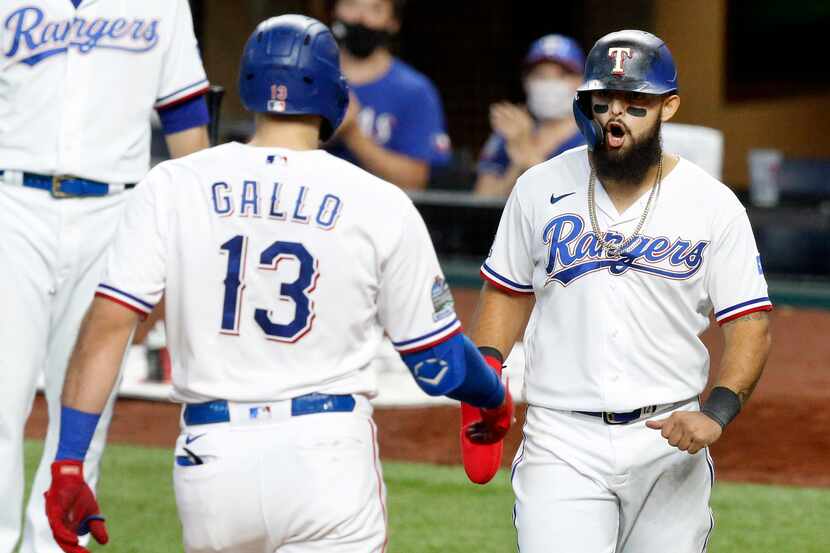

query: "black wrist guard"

left=701, top=386, right=742, bottom=428
left=478, top=346, right=504, bottom=364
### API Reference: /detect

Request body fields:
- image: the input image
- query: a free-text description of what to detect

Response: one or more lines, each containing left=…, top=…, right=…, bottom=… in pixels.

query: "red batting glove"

left=464, top=378, right=514, bottom=445
left=44, top=461, right=109, bottom=553
left=460, top=355, right=515, bottom=484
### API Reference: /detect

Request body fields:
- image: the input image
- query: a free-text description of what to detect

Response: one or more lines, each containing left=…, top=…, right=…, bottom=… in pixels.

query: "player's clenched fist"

left=44, top=461, right=108, bottom=553
left=646, top=411, right=723, bottom=454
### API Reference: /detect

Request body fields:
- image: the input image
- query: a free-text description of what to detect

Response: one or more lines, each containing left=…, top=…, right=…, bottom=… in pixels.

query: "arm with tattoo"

left=647, top=310, right=772, bottom=453
left=716, top=311, right=772, bottom=403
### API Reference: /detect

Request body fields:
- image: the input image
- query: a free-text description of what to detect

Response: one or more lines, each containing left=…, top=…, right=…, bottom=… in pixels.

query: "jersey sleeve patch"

left=95, top=284, right=155, bottom=317
left=155, top=78, right=210, bottom=110
left=480, top=262, right=534, bottom=294
left=392, top=318, right=462, bottom=354
left=715, top=296, right=773, bottom=325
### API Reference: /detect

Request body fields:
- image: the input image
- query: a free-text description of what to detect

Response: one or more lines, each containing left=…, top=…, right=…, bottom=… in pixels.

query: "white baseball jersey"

left=482, top=146, right=772, bottom=411
left=95, top=142, right=461, bottom=403
left=0, top=0, right=208, bottom=182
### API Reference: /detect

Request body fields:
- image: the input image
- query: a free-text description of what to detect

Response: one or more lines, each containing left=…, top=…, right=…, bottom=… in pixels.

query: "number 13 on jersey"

left=219, top=235, right=319, bottom=342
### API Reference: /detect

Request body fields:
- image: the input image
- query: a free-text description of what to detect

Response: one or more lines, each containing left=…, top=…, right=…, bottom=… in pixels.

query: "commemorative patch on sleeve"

left=431, top=276, right=455, bottom=321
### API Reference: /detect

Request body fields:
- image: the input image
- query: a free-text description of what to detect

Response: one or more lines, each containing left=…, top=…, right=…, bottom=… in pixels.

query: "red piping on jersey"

left=94, top=292, right=150, bottom=320
left=369, top=420, right=388, bottom=553
left=717, top=304, right=773, bottom=325
left=397, top=326, right=463, bottom=355
left=156, top=85, right=210, bottom=110
left=480, top=270, right=534, bottom=296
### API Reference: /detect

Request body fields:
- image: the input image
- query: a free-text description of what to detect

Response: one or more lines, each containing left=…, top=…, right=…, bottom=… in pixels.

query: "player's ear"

left=660, top=94, right=680, bottom=122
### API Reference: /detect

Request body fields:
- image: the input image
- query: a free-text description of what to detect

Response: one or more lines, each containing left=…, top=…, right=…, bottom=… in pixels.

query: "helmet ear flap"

left=572, top=92, right=604, bottom=151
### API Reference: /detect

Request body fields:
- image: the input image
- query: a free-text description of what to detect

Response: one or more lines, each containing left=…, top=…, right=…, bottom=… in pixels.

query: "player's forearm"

left=715, top=311, right=772, bottom=406
left=343, top=131, right=429, bottom=189
left=165, top=125, right=210, bottom=158
left=62, top=298, right=140, bottom=413
left=470, top=282, right=534, bottom=358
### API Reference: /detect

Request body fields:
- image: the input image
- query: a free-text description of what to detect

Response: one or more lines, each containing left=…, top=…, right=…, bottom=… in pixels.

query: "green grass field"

left=24, top=441, right=829, bottom=552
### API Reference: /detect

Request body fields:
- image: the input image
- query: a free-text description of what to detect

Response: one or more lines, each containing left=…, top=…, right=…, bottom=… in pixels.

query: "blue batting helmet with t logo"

left=572, top=30, right=678, bottom=149
left=238, top=15, right=349, bottom=141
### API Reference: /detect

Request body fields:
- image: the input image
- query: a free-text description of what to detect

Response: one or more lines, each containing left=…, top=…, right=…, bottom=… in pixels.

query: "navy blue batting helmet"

left=239, top=15, right=349, bottom=141
left=573, top=30, right=678, bottom=149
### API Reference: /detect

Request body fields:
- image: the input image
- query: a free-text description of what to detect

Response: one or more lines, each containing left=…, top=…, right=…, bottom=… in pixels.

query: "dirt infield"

left=25, top=300, right=830, bottom=487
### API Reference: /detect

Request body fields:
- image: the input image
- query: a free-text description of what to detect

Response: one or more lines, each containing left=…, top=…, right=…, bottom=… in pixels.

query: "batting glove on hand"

left=463, top=377, right=514, bottom=445
left=44, top=461, right=108, bottom=553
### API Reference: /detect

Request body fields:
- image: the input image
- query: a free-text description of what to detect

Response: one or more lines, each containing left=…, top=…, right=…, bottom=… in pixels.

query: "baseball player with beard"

left=42, top=15, right=511, bottom=553
left=0, top=2, right=210, bottom=552
left=466, top=30, right=773, bottom=552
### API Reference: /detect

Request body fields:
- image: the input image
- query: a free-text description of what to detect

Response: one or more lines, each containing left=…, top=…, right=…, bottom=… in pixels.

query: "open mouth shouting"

left=606, top=121, right=626, bottom=149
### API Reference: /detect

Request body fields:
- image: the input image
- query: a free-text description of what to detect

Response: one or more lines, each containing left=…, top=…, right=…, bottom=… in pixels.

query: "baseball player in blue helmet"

left=469, top=29, right=772, bottom=552
left=43, top=14, right=511, bottom=553
left=475, top=34, right=587, bottom=197
left=238, top=15, right=350, bottom=141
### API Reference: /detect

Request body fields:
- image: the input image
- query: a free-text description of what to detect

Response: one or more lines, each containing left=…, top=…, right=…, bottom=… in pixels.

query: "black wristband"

left=701, top=386, right=742, bottom=428
left=478, top=346, right=504, bottom=364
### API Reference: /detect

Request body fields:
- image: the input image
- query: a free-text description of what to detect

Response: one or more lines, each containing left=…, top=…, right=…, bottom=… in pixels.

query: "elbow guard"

left=400, top=333, right=505, bottom=408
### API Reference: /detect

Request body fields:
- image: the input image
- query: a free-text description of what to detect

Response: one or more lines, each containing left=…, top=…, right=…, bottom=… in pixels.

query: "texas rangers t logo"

left=608, top=47, right=632, bottom=75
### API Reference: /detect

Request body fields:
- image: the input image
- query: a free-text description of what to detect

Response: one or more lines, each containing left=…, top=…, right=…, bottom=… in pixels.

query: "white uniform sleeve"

left=480, top=187, right=534, bottom=294
left=378, top=203, right=461, bottom=354
left=95, top=171, right=168, bottom=318
left=705, top=210, right=772, bottom=325
left=154, top=0, right=209, bottom=109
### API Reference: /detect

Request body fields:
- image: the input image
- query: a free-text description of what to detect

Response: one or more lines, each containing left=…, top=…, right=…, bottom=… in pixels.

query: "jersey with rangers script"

left=96, top=142, right=461, bottom=403
left=0, top=0, right=208, bottom=183
left=482, top=146, right=772, bottom=411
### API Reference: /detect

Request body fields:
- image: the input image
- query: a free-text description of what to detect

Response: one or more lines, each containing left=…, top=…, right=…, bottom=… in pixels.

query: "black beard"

left=591, top=121, right=662, bottom=185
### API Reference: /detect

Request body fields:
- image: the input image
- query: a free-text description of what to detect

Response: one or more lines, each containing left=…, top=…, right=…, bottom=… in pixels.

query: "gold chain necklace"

left=587, top=156, right=662, bottom=258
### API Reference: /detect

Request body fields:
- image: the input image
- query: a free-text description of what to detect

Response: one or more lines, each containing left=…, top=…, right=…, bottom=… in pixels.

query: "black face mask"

left=591, top=119, right=662, bottom=186
left=332, top=20, right=389, bottom=59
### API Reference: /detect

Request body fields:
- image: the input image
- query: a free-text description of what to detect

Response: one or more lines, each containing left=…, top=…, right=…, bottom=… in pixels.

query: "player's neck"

left=249, top=114, right=321, bottom=150
left=340, top=49, right=393, bottom=85
left=599, top=153, right=679, bottom=212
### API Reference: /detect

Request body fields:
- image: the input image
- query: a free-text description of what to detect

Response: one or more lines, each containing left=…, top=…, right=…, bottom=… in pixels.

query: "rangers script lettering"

left=543, top=213, right=708, bottom=285
left=4, top=6, right=160, bottom=65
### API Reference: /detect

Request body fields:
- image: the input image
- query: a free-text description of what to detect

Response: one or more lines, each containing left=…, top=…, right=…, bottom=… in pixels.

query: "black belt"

left=575, top=405, right=657, bottom=425
left=0, top=170, right=135, bottom=198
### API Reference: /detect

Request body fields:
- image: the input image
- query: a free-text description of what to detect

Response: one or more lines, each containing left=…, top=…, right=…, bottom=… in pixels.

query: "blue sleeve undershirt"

left=157, top=94, right=210, bottom=135
left=400, top=333, right=504, bottom=408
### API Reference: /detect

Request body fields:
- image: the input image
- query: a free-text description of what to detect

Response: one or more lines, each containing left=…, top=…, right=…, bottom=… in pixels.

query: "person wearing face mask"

left=475, top=35, right=586, bottom=197
left=326, top=0, right=451, bottom=190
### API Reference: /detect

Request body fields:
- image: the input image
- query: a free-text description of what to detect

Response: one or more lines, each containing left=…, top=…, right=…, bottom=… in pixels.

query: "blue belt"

left=0, top=170, right=135, bottom=197
left=575, top=405, right=657, bottom=425
left=183, top=393, right=357, bottom=426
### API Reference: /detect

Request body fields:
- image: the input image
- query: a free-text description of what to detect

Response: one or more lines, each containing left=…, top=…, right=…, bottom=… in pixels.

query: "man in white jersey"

left=467, top=30, right=773, bottom=552
left=42, top=15, right=511, bottom=553
left=0, top=2, right=210, bottom=552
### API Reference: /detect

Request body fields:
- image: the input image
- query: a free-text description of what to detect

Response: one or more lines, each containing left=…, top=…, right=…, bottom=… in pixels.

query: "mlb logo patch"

left=756, top=255, right=764, bottom=275
left=249, top=405, right=272, bottom=420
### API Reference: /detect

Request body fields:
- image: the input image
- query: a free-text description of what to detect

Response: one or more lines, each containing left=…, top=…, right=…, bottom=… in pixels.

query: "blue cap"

left=524, top=34, right=585, bottom=74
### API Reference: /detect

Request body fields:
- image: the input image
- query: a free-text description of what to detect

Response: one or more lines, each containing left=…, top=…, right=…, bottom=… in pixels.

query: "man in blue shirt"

left=475, top=34, right=586, bottom=197
left=327, top=0, right=451, bottom=189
